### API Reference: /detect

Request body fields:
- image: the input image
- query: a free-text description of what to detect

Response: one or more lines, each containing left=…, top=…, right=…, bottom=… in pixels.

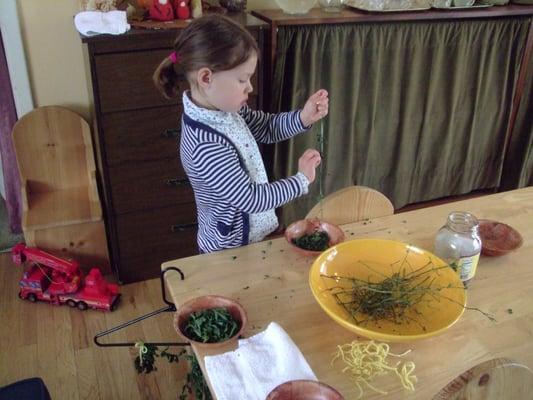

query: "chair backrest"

left=305, top=185, right=394, bottom=225
left=433, top=358, right=533, bottom=400
left=12, top=106, right=95, bottom=193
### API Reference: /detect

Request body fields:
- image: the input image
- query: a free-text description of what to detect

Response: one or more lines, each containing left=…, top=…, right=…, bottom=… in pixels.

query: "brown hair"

left=153, top=15, right=259, bottom=99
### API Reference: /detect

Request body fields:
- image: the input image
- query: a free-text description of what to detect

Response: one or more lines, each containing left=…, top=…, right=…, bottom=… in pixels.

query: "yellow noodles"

left=331, top=340, right=417, bottom=399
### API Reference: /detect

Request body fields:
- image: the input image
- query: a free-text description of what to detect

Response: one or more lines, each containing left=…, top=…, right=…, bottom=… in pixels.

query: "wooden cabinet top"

left=252, top=4, right=533, bottom=26
left=81, top=12, right=268, bottom=45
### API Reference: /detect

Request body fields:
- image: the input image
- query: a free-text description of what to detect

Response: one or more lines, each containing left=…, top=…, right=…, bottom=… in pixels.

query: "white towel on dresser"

left=74, top=10, right=130, bottom=36
left=204, top=322, right=317, bottom=400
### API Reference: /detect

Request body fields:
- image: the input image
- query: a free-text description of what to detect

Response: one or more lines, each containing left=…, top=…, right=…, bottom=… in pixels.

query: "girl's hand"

left=298, top=149, right=321, bottom=183
left=300, top=89, right=329, bottom=127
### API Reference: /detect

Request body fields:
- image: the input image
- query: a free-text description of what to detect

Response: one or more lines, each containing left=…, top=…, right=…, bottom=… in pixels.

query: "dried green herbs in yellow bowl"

left=309, top=239, right=466, bottom=342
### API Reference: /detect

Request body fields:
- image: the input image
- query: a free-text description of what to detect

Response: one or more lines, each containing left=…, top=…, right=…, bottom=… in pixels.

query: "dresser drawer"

left=102, top=106, right=182, bottom=166
left=95, top=49, right=188, bottom=113
left=115, top=204, right=198, bottom=282
left=95, top=49, right=260, bottom=114
left=108, top=156, right=193, bottom=214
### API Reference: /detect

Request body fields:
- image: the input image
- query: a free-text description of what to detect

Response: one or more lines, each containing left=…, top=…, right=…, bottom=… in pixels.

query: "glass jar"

left=434, top=212, right=482, bottom=286
left=452, top=0, right=475, bottom=6
left=431, top=0, right=452, bottom=6
left=275, top=0, right=316, bottom=14
left=318, top=0, right=343, bottom=12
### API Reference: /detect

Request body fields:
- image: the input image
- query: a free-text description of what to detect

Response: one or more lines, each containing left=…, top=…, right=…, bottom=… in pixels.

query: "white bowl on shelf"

left=275, top=0, right=317, bottom=14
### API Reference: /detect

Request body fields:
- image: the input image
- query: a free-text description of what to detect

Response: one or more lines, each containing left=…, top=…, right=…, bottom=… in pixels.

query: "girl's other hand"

left=298, top=149, right=321, bottom=183
left=300, top=89, right=329, bottom=127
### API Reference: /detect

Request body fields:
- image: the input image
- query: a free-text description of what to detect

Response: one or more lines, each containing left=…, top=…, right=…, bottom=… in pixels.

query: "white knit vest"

left=183, top=92, right=278, bottom=243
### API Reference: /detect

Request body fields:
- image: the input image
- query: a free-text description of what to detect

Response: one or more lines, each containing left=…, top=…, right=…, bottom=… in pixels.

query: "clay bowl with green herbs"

left=174, top=295, right=247, bottom=348
left=285, top=218, right=345, bottom=257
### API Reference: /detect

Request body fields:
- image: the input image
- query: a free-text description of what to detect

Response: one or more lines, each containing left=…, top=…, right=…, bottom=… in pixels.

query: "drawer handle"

left=165, top=178, right=189, bottom=187
left=171, top=223, right=197, bottom=232
left=161, top=128, right=180, bottom=138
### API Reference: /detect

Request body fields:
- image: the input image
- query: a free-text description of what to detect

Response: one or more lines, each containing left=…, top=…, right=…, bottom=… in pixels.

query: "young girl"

left=154, top=15, right=328, bottom=253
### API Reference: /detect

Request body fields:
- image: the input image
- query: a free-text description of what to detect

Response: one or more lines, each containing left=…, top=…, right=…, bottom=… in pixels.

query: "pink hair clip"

left=169, top=51, right=180, bottom=64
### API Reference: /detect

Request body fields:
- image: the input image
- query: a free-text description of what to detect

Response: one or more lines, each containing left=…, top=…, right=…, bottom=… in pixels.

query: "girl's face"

left=203, top=53, right=258, bottom=113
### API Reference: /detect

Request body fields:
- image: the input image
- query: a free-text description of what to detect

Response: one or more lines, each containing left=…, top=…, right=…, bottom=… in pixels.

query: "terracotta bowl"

left=173, top=295, right=247, bottom=348
left=285, top=218, right=345, bottom=257
left=266, top=380, right=344, bottom=400
left=479, top=219, right=523, bottom=256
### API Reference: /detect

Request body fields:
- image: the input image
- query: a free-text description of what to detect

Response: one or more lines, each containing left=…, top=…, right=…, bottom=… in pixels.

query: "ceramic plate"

left=346, top=5, right=431, bottom=11
left=432, top=3, right=493, bottom=9
left=478, top=219, right=523, bottom=256
left=309, top=239, right=466, bottom=342
left=344, top=0, right=431, bottom=11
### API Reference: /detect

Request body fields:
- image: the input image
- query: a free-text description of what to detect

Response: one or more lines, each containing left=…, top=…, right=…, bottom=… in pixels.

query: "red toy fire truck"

left=12, top=243, right=120, bottom=311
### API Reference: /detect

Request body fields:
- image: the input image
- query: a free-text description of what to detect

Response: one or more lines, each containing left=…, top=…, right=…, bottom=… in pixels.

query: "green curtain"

left=270, top=17, right=531, bottom=227
left=501, top=44, right=533, bottom=189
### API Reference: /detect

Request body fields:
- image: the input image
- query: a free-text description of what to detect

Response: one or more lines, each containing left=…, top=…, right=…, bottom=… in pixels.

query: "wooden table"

left=163, top=187, right=533, bottom=399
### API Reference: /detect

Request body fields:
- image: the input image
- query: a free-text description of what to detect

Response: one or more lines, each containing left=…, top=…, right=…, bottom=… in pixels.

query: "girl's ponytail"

left=153, top=15, right=259, bottom=99
left=153, top=56, right=182, bottom=99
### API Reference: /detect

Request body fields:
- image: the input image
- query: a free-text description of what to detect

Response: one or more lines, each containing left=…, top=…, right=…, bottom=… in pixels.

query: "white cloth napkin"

left=204, top=322, right=317, bottom=400
left=74, top=11, right=130, bottom=36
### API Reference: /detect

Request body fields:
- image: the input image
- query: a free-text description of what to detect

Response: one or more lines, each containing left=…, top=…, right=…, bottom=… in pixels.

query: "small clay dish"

left=478, top=219, right=523, bottom=256
left=173, top=295, right=247, bottom=348
left=285, top=218, right=345, bottom=257
left=266, top=380, right=344, bottom=400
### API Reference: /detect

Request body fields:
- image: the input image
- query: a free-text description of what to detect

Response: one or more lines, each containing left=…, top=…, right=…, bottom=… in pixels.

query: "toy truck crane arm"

left=12, top=243, right=80, bottom=279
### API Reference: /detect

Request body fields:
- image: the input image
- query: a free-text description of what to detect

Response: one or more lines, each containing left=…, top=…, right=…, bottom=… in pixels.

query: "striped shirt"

left=180, top=92, right=310, bottom=253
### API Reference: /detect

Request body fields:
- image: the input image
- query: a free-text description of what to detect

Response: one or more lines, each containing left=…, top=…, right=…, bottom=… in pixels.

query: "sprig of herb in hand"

left=184, top=308, right=239, bottom=343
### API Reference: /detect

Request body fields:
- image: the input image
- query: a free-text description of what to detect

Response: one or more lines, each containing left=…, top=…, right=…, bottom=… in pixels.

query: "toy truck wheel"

left=27, top=293, right=37, bottom=302
left=18, top=291, right=24, bottom=299
left=77, top=301, right=88, bottom=311
left=67, top=299, right=77, bottom=308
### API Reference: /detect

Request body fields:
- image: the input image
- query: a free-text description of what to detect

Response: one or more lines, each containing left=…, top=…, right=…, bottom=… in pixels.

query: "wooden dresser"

left=82, top=14, right=268, bottom=283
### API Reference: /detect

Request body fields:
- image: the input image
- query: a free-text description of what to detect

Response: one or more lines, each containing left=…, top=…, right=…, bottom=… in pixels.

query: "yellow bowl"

left=309, top=239, right=466, bottom=342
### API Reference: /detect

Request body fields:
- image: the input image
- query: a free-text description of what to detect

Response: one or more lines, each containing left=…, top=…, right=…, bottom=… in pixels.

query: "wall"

left=18, top=0, right=92, bottom=121
left=16, top=0, right=278, bottom=123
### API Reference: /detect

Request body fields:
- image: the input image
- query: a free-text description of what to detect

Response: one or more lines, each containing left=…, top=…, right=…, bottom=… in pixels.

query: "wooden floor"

left=0, top=252, right=189, bottom=400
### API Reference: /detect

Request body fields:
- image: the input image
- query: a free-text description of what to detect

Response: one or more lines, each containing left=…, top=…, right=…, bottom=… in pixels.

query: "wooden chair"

left=433, top=358, right=533, bottom=400
left=12, top=106, right=110, bottom=273
left=305, top=185, right=394, bottom=225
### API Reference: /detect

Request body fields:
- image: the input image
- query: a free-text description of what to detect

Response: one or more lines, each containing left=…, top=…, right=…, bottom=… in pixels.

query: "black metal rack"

left=94, top=267, right=190, bottom=348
